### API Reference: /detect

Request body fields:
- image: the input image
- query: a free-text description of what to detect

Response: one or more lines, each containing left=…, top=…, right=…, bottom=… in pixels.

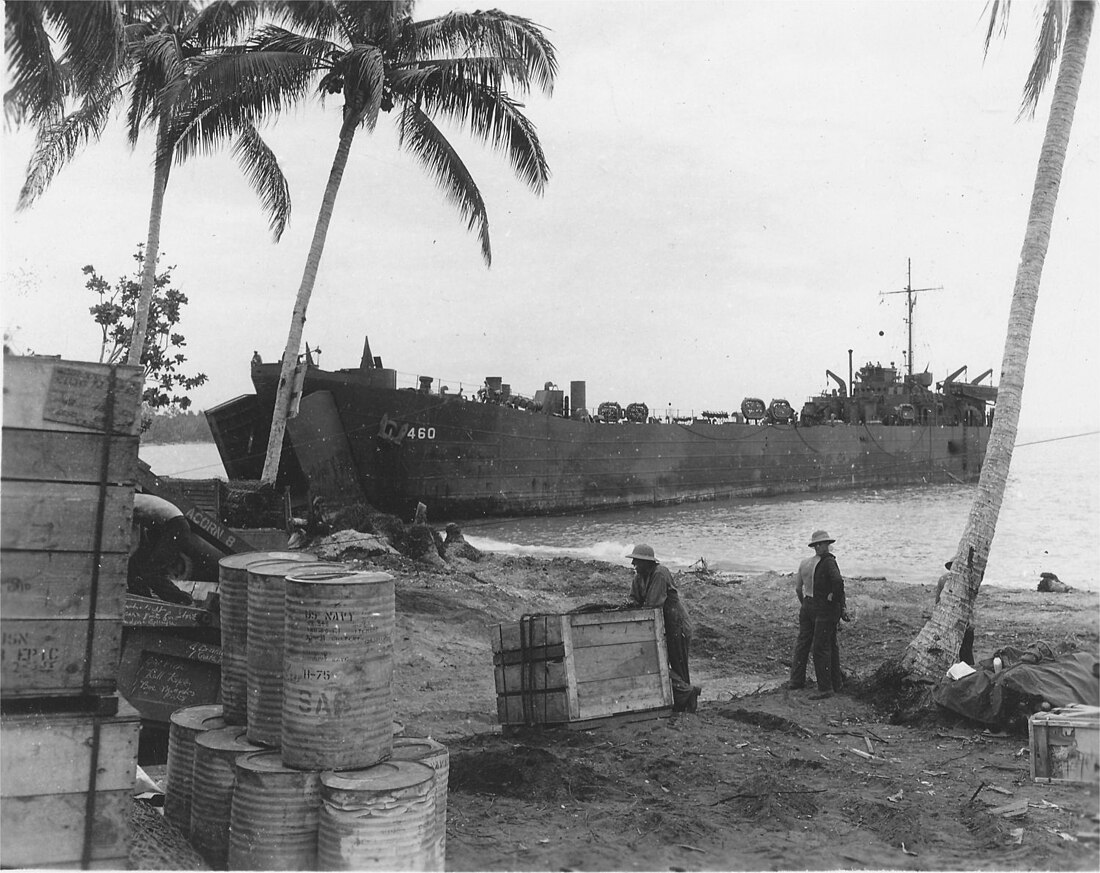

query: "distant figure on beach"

left=129, top=493, right=193, bottom=604
left=935, top=560, right=975, bottom=665
left=626, top=544, right=700, bottom=712
left=788, top=530, right=848, bottom=699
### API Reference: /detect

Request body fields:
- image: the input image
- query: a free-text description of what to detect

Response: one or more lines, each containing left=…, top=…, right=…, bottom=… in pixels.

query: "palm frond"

left=4, top=2, right=66, bottom=127
left=231, top=121, right=292, bottom=240
left=47, top=0, right=127, bottom=101
left=167, top=50, right=317, bottom=164
left=397, top=102, right=491, bottom=265
left=417, top=73, right=549, bottom=195
left=271, top=1, right=347, bottom=41
left=983, top=0, right=1012, bottom=57
left=187, top=0, right=264, bottom=49
left=249, top=24, right=341, bottom=65
left=1020, top=1, right=1067, bottom=118
left=18, top=87, right=121, bottom=208
left=413, top=10, right=557, bottom=96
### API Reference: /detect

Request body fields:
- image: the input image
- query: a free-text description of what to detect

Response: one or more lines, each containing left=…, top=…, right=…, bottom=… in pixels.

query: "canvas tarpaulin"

left=934, top=648, right=1100, bottom=726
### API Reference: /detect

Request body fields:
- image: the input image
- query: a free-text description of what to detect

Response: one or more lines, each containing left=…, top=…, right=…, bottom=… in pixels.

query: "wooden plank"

left=574, top=673, right=670, bottom=718
left=0, top=790, right=133, bottom=866
left=2, top=428, right=138, bottom=484
left=1, top=617, right=122, bottom=695
left=1, top=551, right=127, bottom=619
left=490, top=615, right=565, bottom=653
left=0, top=481, right=133, bottom=552
left=562, top=613, right=580, bottom=721
left=572, top=641, right=663, bottom=683
left=558, top=707, right=672, bottom=732
left=1, top=700, right=140, bottom=796
left=568, top=608, right=660, bottom=629
left=493, top=643, right=565, bottom=666
left=494, top=659, right=567, bottom=695
left=2, top=356, right=143, bottom=435
left=570, top=617, right=664, bottom=649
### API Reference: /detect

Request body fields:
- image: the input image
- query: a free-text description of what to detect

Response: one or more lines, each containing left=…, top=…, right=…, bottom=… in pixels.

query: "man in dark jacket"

left=627, top=544, right=699, bottom=712
left=788, top=530, right=848, bottom=699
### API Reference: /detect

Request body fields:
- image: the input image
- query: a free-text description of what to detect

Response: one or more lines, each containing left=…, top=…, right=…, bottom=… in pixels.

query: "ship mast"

left=880, top=258, right=943, bottom=382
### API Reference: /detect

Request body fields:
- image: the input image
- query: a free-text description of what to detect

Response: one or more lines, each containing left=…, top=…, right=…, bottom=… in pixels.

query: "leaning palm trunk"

left=261, top=118, right=361, bottom=485
left=128, top=120, right=172, bottom=367
left=902, top=0, right=1093, bottom=682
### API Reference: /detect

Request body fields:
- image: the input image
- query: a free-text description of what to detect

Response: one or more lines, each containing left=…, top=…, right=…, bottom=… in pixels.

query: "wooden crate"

left=0, top=695, right=140, bottom=868
left=1029, top=704, right=1100, bottom=783
left=117, top=628, right=222, bottom=723
left=2, top=356, right=142, bottom=700
left=491, top=609, right=673, bottom=726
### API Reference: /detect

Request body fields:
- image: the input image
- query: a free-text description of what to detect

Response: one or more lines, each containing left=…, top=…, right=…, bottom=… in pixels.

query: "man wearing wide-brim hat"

left=788, top=530, right=848, bottom=699
left=626, top=544, right=699, bottom=712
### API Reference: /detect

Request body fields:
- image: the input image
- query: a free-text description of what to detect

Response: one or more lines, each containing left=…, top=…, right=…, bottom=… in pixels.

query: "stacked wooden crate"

left=1, top=354, right=145, bottom=868
left=491, top=609, right=674, bottom=728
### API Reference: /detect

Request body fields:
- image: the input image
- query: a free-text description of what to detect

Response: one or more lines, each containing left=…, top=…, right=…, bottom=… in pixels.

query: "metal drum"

left=229, top=750, right=322, bottom=871
left=165, top=704, right=225, bottom=833
left=218, top=551, right=317, bottom=724
left=281, top=569, right=395, bottom=770
left=390, top=737, right=450, bottom=871
left=317, top=760, right=436, bottom=871
left=246, top=560, right=348, bottom=746
left=190, top=727, right=265, bottom=868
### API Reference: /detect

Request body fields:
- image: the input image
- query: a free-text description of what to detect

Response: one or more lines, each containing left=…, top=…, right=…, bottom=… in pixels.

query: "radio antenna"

left=879, top=258, right=943, bottom=382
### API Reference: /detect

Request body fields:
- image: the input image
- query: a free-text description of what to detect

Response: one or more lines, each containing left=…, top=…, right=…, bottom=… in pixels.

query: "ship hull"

left=210, top=366, right=989, bottom=520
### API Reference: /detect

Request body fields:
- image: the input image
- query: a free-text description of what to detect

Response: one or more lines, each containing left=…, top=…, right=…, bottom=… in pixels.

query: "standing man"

left=788, top=530, right=848, bottom=699
left=626, top=544, right=699, bottom=712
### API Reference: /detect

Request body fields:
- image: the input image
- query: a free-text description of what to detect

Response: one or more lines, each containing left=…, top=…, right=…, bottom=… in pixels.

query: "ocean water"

left=140, top=427, right=1099, bottom=592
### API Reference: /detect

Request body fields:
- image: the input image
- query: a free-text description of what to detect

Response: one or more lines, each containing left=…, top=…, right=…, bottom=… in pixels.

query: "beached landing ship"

left=207, top=336, right=997, bottom=520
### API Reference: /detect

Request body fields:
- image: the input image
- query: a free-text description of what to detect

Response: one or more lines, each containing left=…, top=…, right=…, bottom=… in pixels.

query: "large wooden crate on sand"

left=1, top=695, right=141, bottom=868
left=491, top=609, right=673, bottom=727
left=2, top=355, right=143, bottom=699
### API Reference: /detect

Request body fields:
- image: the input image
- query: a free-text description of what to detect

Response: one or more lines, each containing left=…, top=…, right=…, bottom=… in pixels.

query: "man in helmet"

left=626, top=544, right=699, bottom=712
left=788, top=530, right=848, bottom=699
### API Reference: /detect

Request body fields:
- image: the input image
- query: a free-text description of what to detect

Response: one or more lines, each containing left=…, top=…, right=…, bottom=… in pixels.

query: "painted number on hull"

left=378, top=413, right=435, bottom=445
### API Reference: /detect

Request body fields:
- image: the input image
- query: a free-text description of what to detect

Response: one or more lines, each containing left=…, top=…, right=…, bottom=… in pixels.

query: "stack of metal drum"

left=164, top=550, right=449, bottom=871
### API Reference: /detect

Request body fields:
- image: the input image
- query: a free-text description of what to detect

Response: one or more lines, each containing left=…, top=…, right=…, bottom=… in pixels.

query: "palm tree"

left=176, top=0, right=557, bottom=485
left=14, top=0, right=290, bottom=368
left=902, top=0, right=1094, bottom=682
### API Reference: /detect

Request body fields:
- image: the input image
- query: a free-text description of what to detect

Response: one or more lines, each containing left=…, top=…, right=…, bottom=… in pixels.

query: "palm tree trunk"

left=128, top=129, right=171, bottom=367
left=903, top=0, right=1093, bottom=682
left=260, top=121, right=360, bottom=485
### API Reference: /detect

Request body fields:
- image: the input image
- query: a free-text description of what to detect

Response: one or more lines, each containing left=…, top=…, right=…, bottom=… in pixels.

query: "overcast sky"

left=2, top=0, right=1098, bottom=432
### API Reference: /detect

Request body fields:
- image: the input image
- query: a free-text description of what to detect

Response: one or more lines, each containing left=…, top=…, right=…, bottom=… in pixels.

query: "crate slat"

left=1, top=551, right=127, bottom=619
left=2, top=356, right=143, bottom=435
left=1, top=790, right=133, bottom=866
left=572, top=640, right=663, bottom=683
left=1, top=617, right=123, bottom=695
left=1, top=428, right=138, bottom=484
left=0, top=481, right=133, bottom=552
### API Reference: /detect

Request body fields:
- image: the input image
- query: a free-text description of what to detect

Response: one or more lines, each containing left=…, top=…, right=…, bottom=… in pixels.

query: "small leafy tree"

left=86, top=243, right=207, bottom=416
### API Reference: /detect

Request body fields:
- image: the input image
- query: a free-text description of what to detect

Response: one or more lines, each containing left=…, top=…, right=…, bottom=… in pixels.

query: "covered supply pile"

left=164, top=557, right=450, bottom=870
left=1, top=355, right=145, bottom=869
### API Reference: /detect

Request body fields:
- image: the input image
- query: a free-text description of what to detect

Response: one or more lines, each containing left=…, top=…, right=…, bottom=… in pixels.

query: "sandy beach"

left=371, top=550, right=1100, bottom=871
